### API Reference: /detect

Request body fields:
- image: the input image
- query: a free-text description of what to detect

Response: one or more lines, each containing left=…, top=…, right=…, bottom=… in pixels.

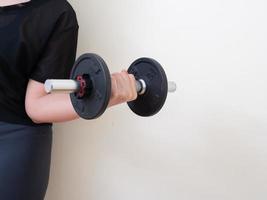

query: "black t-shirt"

left=0, top=0, right=79, bottom=126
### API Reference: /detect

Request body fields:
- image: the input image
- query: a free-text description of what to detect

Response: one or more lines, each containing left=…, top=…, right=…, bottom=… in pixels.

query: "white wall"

left=45, top=0, right=267, bottom=200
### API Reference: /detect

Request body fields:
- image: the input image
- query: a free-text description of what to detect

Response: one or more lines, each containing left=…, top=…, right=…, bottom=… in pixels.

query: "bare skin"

left=25, top=71, right=138, bottom=123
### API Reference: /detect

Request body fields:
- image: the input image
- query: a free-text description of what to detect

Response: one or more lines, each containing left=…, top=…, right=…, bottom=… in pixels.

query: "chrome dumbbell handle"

left=45, top=79, right=177, bottom=95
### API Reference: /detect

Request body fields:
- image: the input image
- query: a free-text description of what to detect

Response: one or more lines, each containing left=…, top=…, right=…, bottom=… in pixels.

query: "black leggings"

left=0, top=122, right=52, bottom=200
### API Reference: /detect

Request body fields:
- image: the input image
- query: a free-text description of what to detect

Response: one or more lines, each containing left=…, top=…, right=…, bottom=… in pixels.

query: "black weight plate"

left=127, top=58, right=168, bottom=117
left=70, top=53, right=111, bottom=119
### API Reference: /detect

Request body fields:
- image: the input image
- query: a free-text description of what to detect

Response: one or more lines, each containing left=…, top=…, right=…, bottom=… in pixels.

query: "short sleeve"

left=30, top=10, right=79, bottom=83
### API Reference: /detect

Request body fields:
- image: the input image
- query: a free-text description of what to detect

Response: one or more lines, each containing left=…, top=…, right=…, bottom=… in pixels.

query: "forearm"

left=27, top=93, right=79, bottom=123
left=26, top=90, right=120, bottom=124
left=25, top=72, right=137, bottom=124
left=30, top=93, right=118, bottom=123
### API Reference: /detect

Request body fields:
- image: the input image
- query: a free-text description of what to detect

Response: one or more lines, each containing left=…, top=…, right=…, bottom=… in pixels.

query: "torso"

left=0, top=0, right=78, bottom=126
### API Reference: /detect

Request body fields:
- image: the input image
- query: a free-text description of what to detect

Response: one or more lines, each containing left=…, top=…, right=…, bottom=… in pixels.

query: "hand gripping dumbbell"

left=45, top=54, right=176, bottom=119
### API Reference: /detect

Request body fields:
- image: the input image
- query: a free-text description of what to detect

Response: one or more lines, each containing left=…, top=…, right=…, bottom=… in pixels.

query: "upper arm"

left=25, top=79, right=47, bottom=122
left=25, top=6, right=79, bottom=122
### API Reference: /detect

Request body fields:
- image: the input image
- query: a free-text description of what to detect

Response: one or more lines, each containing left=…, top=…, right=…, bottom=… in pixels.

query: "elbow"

left=25, top=79, right=49, bottom=124
left=25, top=101, right=44, bottom=124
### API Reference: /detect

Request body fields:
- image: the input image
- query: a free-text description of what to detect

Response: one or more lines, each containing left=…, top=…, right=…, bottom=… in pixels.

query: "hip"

left=0, top=121, right=53, bottom=200
left=0, top=121, right=52, bottom=138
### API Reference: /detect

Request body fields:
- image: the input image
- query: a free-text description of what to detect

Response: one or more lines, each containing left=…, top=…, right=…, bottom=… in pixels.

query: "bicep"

left=25, top=79, right=47, bottom=120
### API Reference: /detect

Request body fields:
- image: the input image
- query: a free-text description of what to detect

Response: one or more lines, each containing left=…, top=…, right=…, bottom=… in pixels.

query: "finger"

left=129, top=74, right=138, bottom=100
left=121, top=71, right=136, bottom=100
left=114, top=73, right=128, bottom=102
left=120, top=70, right=131, bottom=83
left=114, top=73, right=125, bottom=91
left=113, top=73, right=122, bottom=97
left=121, top=71, right=137, bottom=99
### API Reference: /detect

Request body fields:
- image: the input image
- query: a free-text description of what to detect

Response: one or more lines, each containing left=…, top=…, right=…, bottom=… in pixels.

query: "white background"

left=45, top=0, right=267, bottom=199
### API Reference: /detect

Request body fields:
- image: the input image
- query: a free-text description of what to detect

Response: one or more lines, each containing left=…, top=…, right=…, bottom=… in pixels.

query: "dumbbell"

left=45, top=53, right=176, bottom=119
